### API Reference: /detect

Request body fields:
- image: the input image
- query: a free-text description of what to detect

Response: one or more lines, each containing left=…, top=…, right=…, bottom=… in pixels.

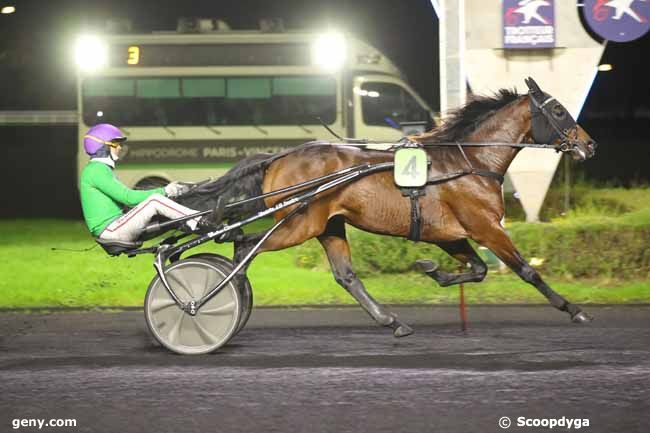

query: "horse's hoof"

left=390, top=320, right=414, bottom=338
left=571, top=311, right=594, bottom=323
left=394, top=324, right=414, bottom=338
left=415, top=259, right=438, bottom=274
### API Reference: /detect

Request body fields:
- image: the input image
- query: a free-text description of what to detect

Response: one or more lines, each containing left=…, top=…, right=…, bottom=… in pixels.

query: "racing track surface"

left=1, top=305, right=649, bottom=433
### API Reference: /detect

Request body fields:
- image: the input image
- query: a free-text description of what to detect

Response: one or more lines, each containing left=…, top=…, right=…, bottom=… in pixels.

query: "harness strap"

left=426, top=169, right=504, bottom=185
left=401, top=188, right=424, bottom=242
left=441, top=142, right=505, bottom=184
left=471, top=169, right=504, bottom=184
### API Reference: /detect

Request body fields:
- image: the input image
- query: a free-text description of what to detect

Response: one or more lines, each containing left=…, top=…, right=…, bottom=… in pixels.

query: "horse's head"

left=524, top=77, right=597, bottom=161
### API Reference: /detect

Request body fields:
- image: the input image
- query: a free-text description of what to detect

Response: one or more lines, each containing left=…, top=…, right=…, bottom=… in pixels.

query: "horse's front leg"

left=474, top=223, right=593, bottom=323
left=416, top=239, right=488, bottom=286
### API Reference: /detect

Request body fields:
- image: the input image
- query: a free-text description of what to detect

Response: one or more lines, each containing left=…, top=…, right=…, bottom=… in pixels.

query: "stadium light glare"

left=597, top=63, right=613, bottom=72
left=75, top=35, right=108, bottom=72
left=1, top=6, right=16, bottom=14
left=312, top=32, right=346, bottom=71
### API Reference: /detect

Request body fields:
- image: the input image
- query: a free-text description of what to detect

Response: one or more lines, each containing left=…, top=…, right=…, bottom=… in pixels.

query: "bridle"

left=528, top=91, right=580, bottom=152
left=527, top=89, right=582, bottom=154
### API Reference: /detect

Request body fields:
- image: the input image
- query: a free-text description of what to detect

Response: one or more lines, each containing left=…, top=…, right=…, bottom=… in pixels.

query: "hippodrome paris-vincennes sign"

left=503, top=0, right=556, bottom=49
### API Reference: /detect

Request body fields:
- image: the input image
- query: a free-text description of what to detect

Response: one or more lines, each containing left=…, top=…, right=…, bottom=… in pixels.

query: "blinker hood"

left=525, top=77, right=577, bottom=147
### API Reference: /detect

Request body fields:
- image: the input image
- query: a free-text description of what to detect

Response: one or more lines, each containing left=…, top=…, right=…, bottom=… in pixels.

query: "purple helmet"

left=83, top=123, right=127, bottom=155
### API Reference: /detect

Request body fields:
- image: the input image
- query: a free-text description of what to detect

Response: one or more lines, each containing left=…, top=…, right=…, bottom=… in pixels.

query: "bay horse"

left=179, top=77, right=597, bottom=337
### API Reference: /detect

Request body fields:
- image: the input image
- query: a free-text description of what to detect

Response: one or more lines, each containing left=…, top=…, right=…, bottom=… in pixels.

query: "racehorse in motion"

left=179, top=77, right=597, bottom=337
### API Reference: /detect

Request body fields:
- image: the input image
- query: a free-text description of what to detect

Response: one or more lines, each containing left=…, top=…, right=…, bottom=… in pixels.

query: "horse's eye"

left=552, top=104, right=565, bottom=118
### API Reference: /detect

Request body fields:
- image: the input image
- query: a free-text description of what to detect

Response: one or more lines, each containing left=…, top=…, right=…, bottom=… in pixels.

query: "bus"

left=74, top=28, right=436, bottom=188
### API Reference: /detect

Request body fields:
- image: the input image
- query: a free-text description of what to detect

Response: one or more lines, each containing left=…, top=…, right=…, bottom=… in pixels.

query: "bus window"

left=136, top=78, right=181, bottom=98
left=360, top=82, right=429, bottom=129
left=84, top=78, right=135, bottom=97
left=135, top=78, right=181, bottom=126
left=182, top=78, right=225, bottom=97
left=82, top=79, right=136, bottom=125
left=181, top=78, right=227, bottom=125
left=82, top=76, right=337, bottom=126
left=225, top=78, right=272, bottom=125
left=272, top=77, right=336, bottom=124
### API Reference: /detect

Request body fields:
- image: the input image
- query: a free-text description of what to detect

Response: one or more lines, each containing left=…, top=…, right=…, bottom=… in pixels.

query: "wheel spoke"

left=200, top=301, right=235, bottom=316
left=150, top=298, right=177, bottom=313
left=193, top=317, right=219, bottom=345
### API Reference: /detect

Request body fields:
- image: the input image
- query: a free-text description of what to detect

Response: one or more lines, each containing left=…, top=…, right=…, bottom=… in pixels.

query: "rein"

left=322, top=139, right=563, bottom=186
left=327, top=139, right=562, bottom=151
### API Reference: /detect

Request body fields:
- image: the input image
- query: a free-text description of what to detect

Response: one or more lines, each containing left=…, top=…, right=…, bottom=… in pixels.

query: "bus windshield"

left=82, top=76, right=337, bottom=126
left=360, top=82, right=430, bottom=128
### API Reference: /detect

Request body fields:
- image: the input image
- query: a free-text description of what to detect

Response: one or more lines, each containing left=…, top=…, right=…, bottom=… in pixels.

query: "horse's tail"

left=177, top=153, right=272, bottom=220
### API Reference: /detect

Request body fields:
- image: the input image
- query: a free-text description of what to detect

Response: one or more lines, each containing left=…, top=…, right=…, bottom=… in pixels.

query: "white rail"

left=0, top=111, right=77, bottom=125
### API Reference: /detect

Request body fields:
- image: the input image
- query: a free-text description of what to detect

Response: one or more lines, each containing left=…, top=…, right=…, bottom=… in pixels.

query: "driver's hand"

left=164, top=181, right=191, bottom=198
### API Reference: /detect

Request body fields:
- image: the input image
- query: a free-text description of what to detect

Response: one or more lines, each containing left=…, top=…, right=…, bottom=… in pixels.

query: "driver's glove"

left=164, top=181, right=191, bottom=198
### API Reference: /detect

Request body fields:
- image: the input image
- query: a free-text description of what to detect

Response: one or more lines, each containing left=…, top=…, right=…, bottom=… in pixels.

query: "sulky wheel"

left=144, top=258, right=242, bottom=355
left=187, top=253, right=253, bottom=335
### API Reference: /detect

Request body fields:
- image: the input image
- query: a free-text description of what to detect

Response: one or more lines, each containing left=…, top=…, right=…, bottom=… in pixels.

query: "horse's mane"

left=426, top=89, right=521, bottom=142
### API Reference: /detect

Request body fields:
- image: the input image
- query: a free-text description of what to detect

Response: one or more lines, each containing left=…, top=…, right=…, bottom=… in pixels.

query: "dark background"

left=0, top=0, right=648, bottom=218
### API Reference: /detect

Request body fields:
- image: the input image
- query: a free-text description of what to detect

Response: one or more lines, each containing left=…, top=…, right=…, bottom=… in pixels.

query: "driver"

left=80, top=123, right=200, bottom=243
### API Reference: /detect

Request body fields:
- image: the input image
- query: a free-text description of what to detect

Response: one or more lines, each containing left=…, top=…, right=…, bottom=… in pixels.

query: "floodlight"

left=75, top=35, right=108, bottom=72
left=1, top=6, right=16, bottom=14
left=597, top=64, right=613, bottom=72
left=312, top=32, right=346, bottom=71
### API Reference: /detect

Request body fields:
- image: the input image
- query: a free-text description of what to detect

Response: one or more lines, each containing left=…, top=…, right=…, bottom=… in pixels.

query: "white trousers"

left=99, top=194, right=197, bottom=242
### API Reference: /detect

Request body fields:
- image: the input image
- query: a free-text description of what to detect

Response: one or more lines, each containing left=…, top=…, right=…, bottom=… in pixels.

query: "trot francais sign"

left=503, top=0, right=556, bottom=49
left=582, top=0, right=649, bottom=43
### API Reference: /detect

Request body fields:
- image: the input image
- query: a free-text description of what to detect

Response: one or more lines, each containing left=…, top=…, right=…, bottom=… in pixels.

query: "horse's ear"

left=525, top=77, right=543, bottom=96
left=524, top=77, right=533, bottom=90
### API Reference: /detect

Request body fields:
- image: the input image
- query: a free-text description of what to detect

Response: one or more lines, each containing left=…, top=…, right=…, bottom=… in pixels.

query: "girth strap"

left=401, top=188, right=425, bottom=242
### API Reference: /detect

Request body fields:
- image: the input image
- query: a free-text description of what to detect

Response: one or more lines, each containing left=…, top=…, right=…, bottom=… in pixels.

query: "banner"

left=503, top=0, right=556, bottom=49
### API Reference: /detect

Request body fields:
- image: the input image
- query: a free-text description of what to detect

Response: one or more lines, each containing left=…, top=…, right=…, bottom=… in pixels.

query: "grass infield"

left=1, top=219, right=648, bottom=309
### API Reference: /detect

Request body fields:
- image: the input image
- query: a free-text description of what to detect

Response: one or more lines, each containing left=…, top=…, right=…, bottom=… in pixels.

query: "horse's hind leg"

left=475, top=223, right=592, bottom=323
left=416, top=239, right=487, bottom=287
left=233, top=233, right=264, bottom=285
left=318, top=216, right=413, bottom=337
